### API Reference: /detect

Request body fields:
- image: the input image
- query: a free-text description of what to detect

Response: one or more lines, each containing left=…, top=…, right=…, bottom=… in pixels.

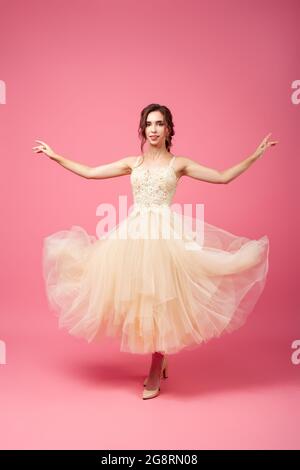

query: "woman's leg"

left=145, top=352, right=165, bottom=390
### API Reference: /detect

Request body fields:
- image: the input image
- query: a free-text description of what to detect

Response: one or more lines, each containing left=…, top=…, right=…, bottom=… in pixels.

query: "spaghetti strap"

left=168, top=155, right=176, bottom=168
left=133, top=155, right=142, bottom=168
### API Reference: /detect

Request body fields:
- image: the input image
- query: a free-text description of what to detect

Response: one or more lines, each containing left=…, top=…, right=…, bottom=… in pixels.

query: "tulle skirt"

left=42, top=204, right=269, bottom=354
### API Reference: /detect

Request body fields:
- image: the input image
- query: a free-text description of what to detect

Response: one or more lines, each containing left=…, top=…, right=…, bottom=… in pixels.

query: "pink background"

left=0, top=0, right=299, bottom=450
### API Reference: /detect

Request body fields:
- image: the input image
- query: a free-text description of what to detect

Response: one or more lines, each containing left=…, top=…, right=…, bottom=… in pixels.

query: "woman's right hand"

left=32, top=140, right=56, bottom=159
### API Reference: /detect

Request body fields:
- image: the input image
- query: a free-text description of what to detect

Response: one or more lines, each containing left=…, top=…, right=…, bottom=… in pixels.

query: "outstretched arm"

left=222, top=133, right=278, bottom=183
left=181, top=133, right=278, bottom=184
left=181, top=157, right=225, bottom=184
left=87, top=157, right=133, bottom=179
left=33, top=139, right=134, bottom=179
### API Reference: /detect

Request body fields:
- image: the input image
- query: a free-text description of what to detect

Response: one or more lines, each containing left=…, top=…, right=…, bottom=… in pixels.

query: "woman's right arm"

left=33, top=139, right=135, bottom=179
left=87, top=157, right=134, bottom=179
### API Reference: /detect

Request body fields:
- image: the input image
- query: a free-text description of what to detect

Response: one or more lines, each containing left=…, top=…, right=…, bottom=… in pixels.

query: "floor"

left=0, top=299, right=299, bottom=450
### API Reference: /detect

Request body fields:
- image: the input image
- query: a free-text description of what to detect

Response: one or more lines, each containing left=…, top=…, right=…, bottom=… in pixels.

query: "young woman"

left=33, top=103, right=278, bottom=400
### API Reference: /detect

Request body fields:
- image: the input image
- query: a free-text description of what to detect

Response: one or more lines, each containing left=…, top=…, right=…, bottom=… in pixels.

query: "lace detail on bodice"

left=130, top=156, right=178, bottom=208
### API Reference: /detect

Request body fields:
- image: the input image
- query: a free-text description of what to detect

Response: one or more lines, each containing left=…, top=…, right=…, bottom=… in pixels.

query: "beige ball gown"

left=42, top=155, right=269, bottom=354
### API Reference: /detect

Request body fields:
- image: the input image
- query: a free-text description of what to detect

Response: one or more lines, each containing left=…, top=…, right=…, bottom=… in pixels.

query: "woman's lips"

left=150, top=136, right=158, bottom=140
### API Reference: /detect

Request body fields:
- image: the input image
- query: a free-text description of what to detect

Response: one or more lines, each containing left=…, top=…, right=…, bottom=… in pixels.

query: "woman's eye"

left=146, top=122, right=164, bottom=126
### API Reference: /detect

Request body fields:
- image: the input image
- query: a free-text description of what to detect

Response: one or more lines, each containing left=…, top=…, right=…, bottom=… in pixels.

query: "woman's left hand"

left=254, top=133, right=279, bottom=159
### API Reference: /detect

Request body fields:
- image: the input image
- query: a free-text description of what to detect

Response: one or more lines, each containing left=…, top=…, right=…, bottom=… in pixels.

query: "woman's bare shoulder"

left=125, top=155, right=142, bottom=170
left=173, top=155, right=191, bottom=176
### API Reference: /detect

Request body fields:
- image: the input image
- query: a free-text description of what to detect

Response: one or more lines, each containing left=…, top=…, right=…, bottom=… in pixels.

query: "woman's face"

left=145, top=110, right=169, bottom=148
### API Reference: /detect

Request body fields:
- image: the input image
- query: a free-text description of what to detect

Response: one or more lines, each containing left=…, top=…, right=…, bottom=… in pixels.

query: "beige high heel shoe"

left=142, top=355, right=168, bottom=400
left=143, top=355, right=168, bottom=386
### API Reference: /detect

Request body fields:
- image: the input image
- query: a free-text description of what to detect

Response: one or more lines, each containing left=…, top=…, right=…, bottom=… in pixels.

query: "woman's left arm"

left=222, top=133, right=279, bottom=184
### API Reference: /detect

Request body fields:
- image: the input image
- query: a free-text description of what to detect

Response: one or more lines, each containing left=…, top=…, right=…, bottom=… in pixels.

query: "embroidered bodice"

left=130, top=155, right=178, bottom=209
